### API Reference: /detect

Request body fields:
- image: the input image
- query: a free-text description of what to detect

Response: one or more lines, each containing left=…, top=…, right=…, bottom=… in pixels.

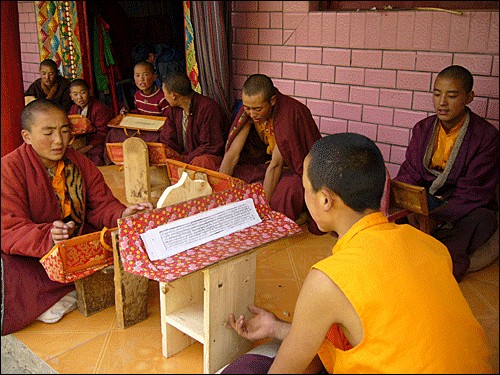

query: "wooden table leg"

left=123, top=137, right=151, bottom=204
left=203, top=251, right=255, bottom=374
left=112, top=230, right=149, bottom=328
left=160, top=272, right=203, bottom=357
left=160, top=250, right=256, bottom=374
left=74, top=267, right=115, bottom=317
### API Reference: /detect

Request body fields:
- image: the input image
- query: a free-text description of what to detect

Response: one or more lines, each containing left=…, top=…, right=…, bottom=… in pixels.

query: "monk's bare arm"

left=219, top=122, right=251, bottom=176
left=269, top=269, right=356, bottom=374
left=263, top=144, right=284, bottom=200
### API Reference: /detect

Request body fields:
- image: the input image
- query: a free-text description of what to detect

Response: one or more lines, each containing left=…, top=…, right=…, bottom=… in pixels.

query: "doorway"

left=84, top=0, right=185, bottom=110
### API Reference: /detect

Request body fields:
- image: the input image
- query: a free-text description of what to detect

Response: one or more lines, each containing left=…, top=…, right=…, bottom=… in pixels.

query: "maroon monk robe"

left=225, top=90, right=323, bottom=234
left=70, top=96, right=114, bottom=166
left=159, top=92, right=229, bottom=169
left=395, top=109, right=499, bottom=281
left=24, top=75, right=72, bottom=113
left=1, top=144, right=126, bottom=335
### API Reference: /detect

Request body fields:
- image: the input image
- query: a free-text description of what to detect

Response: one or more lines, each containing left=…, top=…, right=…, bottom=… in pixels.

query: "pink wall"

left=18, top=1, right=40, bottom=91
left=17, top=1, right=499, bottom=176
left=231, top=1, right=499, bottom=176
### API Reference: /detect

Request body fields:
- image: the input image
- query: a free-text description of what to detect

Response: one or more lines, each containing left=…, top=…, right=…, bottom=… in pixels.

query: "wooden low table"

left=98, top=163, right=299, bottom=373
left=159, top=249, right=256, bottom=374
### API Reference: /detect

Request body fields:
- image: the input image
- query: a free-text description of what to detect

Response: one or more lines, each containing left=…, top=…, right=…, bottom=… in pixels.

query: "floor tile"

left=478, top=316, right=499, bottom=373
left=465, top=258, right=499, bottom=286
left=98, top=330, right=203, bottom=374
left=256, top=245, right=297, bottom=281
left=10, top=228, right=498, bottom=374
left=45, top=333, right=110, bottom=373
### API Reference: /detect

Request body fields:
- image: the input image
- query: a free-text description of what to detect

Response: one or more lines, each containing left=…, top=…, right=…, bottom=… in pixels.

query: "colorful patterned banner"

left=183, top=1, right=201, bottom=93
left=35, top=1, right=82, bottom=79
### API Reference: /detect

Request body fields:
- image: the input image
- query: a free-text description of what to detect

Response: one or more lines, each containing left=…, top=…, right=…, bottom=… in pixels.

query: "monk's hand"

left=51, top=220, right=75, bottom=244
left=122, top=202, right=154, bottom=218
left=227, top=305, right=278, bottom=342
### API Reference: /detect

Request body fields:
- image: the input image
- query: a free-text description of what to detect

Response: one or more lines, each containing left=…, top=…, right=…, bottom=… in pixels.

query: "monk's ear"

left=319, top=188, right=334, bottom=211
left=21, top=129, right=31, bottom=144
left=466, top=90, right=474, bottom=105
left=270, top=94, right=277, bottom=107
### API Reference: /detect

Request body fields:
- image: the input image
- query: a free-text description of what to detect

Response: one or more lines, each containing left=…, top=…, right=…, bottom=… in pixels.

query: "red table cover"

left=117, top=183, right=302, bottom=282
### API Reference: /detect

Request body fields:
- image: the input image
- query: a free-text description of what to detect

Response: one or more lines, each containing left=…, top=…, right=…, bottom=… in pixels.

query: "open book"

left=141, top=198, right=262, bottom=261
left=108, top=113, right=166, bottom=132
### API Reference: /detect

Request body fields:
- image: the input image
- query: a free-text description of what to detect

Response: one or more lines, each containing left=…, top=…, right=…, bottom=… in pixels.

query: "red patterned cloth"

left=117, top=183, right=301, bottom=282
left=106, top=142, right=181, bottom=166
left=165, top=158, right=245, bottom=193
left=40, top=228, right=115, bottom=283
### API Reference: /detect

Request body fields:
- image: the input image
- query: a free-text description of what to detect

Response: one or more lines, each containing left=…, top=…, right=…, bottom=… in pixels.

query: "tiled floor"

left=10, top=225, right=499, bottom=374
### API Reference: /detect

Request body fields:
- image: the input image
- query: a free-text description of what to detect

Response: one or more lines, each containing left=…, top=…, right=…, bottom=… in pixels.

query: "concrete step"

left=1, top=334, right=57, bottom=374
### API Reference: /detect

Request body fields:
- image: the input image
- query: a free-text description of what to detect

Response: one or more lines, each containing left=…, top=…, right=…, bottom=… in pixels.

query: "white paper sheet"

left=140, top=198, right=262, bottom=261
left=119, top=115, right=165, bottom=131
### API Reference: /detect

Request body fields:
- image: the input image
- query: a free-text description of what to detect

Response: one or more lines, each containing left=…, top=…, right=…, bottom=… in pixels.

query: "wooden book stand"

left=123, top=137, right=151, bottom=204
left=387, top=179, right=447, bottom=234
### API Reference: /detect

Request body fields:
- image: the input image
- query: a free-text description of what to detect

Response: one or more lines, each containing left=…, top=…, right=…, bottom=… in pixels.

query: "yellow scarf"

left=48, top=159, right=84, bottom=235
left=430, top=116, right=466, bottom=171
left=254, top=117, right=276, bottom=155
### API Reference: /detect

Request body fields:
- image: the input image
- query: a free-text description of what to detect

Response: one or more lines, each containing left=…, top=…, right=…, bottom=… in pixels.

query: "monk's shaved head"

left=22, top=99, right=65, bottom=131
left=242, top=74, right=276, bottom=102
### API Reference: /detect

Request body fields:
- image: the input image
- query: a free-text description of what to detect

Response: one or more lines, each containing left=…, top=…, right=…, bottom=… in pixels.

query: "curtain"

left=90, top=14, right=121, bottom=116
left=184, top=1, right=201, bottom=93
left=35, top=1, right=82, bottom=80
left=1, top=1, right=24, bottom=155
left=190, top=1, right=233, bottom=121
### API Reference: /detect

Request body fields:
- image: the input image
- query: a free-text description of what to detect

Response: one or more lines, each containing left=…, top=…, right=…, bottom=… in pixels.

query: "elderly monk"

left=24, top=58, right=72, bottom=112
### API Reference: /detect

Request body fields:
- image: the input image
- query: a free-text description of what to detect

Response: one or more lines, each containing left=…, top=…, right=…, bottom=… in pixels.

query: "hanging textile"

left=35, top=1, right=82, bottom=79
left=190, top=1, right=233, bottom=121
left=183, top=1, right=201, bottom=94
left=91, top=14, right=121, bottom=116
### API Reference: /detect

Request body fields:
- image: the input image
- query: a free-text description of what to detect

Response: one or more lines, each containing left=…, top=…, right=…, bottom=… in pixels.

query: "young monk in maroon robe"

left=69, top=78, right=113, bottom=166
left=159, top=71, right=229, bottom=170
left=1, top=99, right=152, bottom=336
left=395, top=65, right=499, bottom=282
left=219, top=74, right=323, bottom=234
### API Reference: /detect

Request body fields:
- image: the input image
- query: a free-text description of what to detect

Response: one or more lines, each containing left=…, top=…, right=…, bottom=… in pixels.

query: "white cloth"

left=36, top=290, right=77, bottom=324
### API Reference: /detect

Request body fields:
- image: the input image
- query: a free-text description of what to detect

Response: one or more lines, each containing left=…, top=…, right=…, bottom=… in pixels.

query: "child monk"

left=69, top=79, right=113, bottom=165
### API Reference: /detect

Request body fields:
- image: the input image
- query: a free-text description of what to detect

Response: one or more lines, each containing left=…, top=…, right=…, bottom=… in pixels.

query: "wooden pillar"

left=1, top=1, right=24, bottom=156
